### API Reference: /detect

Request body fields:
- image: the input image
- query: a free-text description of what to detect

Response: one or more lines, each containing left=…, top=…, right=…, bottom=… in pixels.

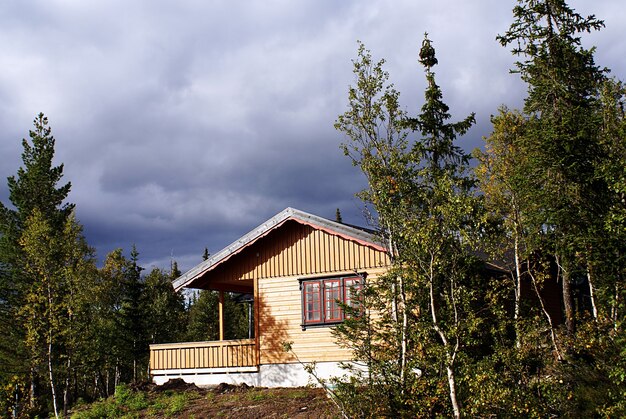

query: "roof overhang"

left=173, top=207, right=385, bottom=291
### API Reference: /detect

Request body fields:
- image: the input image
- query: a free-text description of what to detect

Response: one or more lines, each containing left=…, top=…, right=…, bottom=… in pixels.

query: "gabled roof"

left=173, top=207, right=385, bottom=291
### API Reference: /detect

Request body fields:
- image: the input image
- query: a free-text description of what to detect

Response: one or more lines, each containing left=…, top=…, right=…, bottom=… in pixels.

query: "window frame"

left=299, top=274, right=364, bottom=330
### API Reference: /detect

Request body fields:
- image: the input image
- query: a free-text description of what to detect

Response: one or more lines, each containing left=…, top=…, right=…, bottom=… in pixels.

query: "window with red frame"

left=301, top=275, right=362, bottom=329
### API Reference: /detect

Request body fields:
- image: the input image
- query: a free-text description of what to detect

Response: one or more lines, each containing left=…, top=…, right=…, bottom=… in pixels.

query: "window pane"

left=344, top=278, right=362, bottom=315
left=325, top=280, right=341, bottom=321
left=305, top=282, right=320, bottom=322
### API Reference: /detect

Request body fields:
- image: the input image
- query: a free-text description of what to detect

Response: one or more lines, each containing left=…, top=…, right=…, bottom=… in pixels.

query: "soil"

left=131, top=379, right=338, bottom=418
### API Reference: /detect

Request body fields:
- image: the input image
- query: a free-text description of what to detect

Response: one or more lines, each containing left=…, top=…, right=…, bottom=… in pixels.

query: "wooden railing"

left=150, top=339, right=257, bottom=371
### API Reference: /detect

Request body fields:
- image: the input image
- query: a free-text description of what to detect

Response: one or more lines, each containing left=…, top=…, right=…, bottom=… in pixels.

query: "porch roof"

left=173, top=207, right=384, bottom=291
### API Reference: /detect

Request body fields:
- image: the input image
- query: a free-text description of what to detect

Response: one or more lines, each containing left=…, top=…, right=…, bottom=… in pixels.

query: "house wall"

left=232, top=222, right=390, bottom=366
left=257, top=267, right=387, bottom=365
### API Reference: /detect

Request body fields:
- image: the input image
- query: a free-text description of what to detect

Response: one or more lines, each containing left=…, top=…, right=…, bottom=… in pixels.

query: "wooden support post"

left=254, top=278, right=260, bottom=366
left=218, top=290, right=225, bottom=341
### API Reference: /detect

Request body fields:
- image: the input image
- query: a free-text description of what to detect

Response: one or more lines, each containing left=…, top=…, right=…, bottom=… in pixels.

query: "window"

left=300, top=275, right=363, bottom=329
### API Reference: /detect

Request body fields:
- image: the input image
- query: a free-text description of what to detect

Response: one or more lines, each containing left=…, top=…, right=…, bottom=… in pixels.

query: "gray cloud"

left=1, top=0, right=624, bottom=272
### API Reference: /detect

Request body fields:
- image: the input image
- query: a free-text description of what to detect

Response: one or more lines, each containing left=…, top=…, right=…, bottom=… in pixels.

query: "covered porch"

left=149, top=268, right=260, bottom=383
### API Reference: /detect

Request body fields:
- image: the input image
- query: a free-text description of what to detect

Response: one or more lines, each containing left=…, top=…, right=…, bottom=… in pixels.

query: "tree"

left=19, top=209, right=97, bottom=418
left=143, top=267, right=186, bottom=344
left=19, top=209, right=65, bottom=418
left=334, top=36, right=483, bottom=418
left=405, top=36, right=481, bottom=419
left=465, top=1, right=626, bottom=415
left=0, top=113, right=75, bottom=415
left=0, top=113, right=73, bottom=236
left=475, top=108, right=566, bottom=357
left=497, top=0, right=608, bottom=336
left=334, top=40, right=413, bottom=416
left=185, top=290, right=219, bottom=342
left=597, top=79, right=626, bottom=328
left=118, top=245, right=146, bottom=382
left=94, top=249, right=134, bottom=395
left=335, top=208, right=343, bottom=223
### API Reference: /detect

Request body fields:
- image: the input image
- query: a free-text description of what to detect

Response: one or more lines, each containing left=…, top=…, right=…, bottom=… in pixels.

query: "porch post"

left=218, top=290, right=225, bottom=341
left=248, top=301, right=253, bottom=339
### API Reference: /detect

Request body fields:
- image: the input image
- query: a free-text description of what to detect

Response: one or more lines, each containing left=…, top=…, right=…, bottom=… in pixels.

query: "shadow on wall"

left=256, top=294, right=300, bottom=386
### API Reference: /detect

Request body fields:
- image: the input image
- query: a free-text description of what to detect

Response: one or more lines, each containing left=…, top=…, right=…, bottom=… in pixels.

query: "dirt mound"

left=213, top=382, right=252, bottom=394
left=153, top=378, right=204, bottom=393
left=128, top=381, right=156, bottom=392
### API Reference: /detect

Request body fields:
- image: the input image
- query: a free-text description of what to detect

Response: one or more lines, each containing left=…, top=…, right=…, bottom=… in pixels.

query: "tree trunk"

left=429, top=260, right=462, bottom=418
left=47, top=284, right=59, bottom=419
left=133, top=339, right=137, bottom=383
left=29, top=367, right=37, bottom=411
left=560, top=255, right=575, bottom=336
left=513, top=234, right=522, bottom=348
left=529, top=269, right=563, bottom=361
left=48, top=340, right=59, bottom=419
left=446, top=363, right=461, bottom=419
left=399, top=275, right=408, bottom=390
left=106, top=368, right=110, bottom=397
left=613, top=281, right=620, bottom=331
left=63, top=357, right=71, bottom=417
left=586, top=263, right=598, bottom=321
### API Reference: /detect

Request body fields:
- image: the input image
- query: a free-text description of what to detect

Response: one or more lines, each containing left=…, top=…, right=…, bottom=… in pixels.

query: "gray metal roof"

left=172, top=207, right=383, bottom=291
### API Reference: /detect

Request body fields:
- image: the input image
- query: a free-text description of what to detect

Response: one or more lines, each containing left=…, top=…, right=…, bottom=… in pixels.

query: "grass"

left=71, top=384, right=196, bottom=419
left=285, top=388, right=310, bottom=399
left=246, top=389, right=275, bottom=402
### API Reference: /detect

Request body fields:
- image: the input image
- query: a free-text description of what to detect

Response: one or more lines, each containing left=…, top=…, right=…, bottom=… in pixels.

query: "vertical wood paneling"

left=211, top=222, right=390, bottom=283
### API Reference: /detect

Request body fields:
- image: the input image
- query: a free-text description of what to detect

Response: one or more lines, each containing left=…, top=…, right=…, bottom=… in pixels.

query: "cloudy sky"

left=1, top=0, right=625, bottom=273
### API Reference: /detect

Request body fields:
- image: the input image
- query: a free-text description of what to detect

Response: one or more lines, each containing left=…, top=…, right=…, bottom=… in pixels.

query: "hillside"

left=70, top=380, right=338, bottom=418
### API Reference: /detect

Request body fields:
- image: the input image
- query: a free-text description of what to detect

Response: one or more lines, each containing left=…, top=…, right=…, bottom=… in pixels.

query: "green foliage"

left=1, top=113, right=74, bottom=233
left=335, top=2, right=626, bottom=416
left=0, top=114, right=244, bottom=416
left=469, top=1, right=626, bottom=416
left=18, top=209, right=97, bottom=417
left=166, top=392, right=189, bottom=416
left=497, top=0, right=611, bottom=336
left=185, top=290, right=219, bottom=341
left=72, top=384, right=154, bottom=419
left=71, top=384, right=199, bottom=419
left=186, top=290, right=250, bottom=342
left=223, top=293, right=251, bottom=339
left=0, top=113, right=76, bottom=415
left=335, top=35, right=484, bottom=418
left=143, top=267, right=186, bottom=344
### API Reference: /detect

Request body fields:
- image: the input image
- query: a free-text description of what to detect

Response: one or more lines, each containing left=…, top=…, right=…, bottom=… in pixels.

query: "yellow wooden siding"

left=208, top=222, right=389, bottom=284
left=258, top=268, right=387, bottom=364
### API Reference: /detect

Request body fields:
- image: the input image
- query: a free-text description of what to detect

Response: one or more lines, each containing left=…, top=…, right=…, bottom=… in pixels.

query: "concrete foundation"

left=151, top=361, right=349, bottom=388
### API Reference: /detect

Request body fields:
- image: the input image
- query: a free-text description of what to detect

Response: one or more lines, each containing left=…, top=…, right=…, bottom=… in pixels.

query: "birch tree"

left=335, top=36, right=483, bottom=418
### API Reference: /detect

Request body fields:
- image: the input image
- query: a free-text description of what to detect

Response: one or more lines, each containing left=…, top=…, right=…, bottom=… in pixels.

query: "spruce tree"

left=497, top=0, right=608, bottom=336
left=185, top=290, right=219, bottom=342
left=122, top=245, right=145, bottom=382
left=143, top=267, right=185, bottom=344
left=0, top=113, right=74, bottom=414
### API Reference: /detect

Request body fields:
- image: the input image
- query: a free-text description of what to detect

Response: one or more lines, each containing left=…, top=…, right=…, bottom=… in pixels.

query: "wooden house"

left=149, top=207, right=390, bottom=387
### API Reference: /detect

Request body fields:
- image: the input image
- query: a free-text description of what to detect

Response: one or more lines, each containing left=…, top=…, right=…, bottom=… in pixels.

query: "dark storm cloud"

left=1, top=0, right=624, bottom=272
